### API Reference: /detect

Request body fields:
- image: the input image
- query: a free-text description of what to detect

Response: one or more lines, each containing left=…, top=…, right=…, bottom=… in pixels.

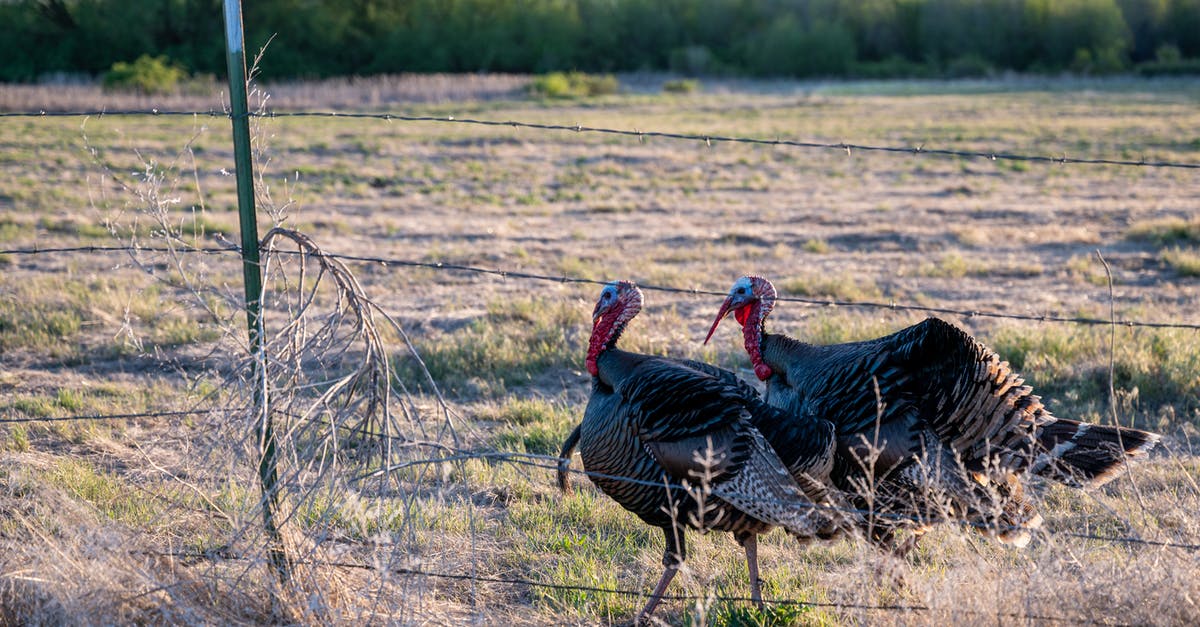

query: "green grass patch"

left=9, top=396, right=56, bottom=417
left=1161, top=247, right=1200, bottom=277
left=801, top=238, right=829, bottom=254
left=506, top=488, right=652, bottom=619
left=663, top=79, right=700, bottom=94
left=987, top=323, right=1200, bottom=428
left=0, top=273, right=220, bottom=360
left=1126, top=216, right=1200, bottom=248
left=37, top=217, right=110, bottom=239
left=5, top=426, right=30, bottom=452
left=398, top=296, right=585, bottom=397
left=179, top=213, right=236, bottom=239
left=0, top=299, right=83, bottom=357
left=485, top=397, right=577, bottom=455
left=919, top=251, right=989, bottom=278
left=44, top=458, right=159, bottom=525
left=0, top=216, right=33, bottom=242
left=1066, top=254, right=1111, bottom=286
left=778, top=273, right=881, bottom=302
left=698, top=600, right=818, bottom=627
left=792, top=312, right=901, bottom=346
left=529, top=72, right=620, bottom=99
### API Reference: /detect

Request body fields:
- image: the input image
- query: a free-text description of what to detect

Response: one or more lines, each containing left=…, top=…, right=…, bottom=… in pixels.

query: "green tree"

left=745, top=15, right=857, bottom=77
left=1166, top=0, right=1200, bottom=57
left=1035, top=0, right=1131, bottom=70
left=1117, top=0, right=1170, bottom=61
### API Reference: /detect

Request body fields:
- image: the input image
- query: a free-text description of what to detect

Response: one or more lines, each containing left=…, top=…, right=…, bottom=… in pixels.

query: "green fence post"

left=221, top=0, right=289, bottom=583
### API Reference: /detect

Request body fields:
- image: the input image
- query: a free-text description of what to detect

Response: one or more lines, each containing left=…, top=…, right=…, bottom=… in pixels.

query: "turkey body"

left=763, top=318, right=1157, bottom=494
left=562, top=279, right=842, bottom=620
left=711, top=277, right=1161, bottom=550
left=578, top=348, right=838, bottom=539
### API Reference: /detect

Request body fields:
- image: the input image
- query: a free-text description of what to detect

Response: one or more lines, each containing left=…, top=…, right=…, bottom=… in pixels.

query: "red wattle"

left=739, top=302, right=770, bottom=380
left=586, top=317, right=610, bottom=376
left=734, top=305, right=751, bottom=326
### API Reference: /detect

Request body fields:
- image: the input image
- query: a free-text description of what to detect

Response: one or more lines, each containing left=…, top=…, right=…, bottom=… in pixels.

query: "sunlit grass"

left=42, top=458, right=160, bottom=526
left=1127, top=216, right=1200, bottom=247
left=777, top=273, right=882, bottom=302
left=1162, top=247, right=1200, bottom=277
left=484, top=397, right=578, bottom=456
left=397, top=296, right=586, bottom=397
left=0, top=273, right=222, bottom=360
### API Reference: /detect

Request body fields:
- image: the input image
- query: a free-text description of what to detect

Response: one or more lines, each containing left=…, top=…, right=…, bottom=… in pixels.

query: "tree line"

left=3, top=0, right=1199, bottom=83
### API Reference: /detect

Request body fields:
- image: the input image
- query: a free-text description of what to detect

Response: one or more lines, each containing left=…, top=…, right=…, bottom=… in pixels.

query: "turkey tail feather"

left=1031, top=419, right=1159, bottom=487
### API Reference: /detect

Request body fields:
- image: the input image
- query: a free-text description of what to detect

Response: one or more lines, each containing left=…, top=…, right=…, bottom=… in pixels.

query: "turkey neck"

left=743, top=299, right=796, bottom=381
left=592, top=347, right=647, bottom=389
left=758, top=332, right=819, bottom=374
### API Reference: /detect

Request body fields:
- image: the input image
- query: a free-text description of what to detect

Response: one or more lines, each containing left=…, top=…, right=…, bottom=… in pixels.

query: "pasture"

left=1, top=75, right=1199, bottom=625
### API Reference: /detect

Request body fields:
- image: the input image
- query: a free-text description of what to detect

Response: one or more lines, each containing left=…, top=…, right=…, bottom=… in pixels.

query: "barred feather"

left=753, top=311, right=1160, bottom=549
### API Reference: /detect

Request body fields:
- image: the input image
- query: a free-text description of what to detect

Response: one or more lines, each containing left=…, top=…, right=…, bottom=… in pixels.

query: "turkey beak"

left=703, top=297, right=734, bottom=345
left=592, top=301, right=607, bottom=325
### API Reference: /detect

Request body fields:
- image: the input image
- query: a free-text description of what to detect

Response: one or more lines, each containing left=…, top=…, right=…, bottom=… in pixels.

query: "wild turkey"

left=557, top=280, right=840, bottom=621
left=705, top=275, right=1161, bottom=551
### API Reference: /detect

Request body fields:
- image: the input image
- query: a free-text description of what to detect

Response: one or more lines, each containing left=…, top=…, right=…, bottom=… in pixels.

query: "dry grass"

left=2, top=75, right=1200, bottom=624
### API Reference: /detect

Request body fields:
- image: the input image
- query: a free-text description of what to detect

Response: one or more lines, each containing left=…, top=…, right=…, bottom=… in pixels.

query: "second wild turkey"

left=558, top=280, right=841, bottom=622
left=706, top=275, right=1161, bottom=552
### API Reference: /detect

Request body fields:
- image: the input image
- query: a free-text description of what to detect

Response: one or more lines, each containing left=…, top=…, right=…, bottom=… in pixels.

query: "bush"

left=851, top=55, right=934, bottom=79
left=1134, top=43, right=1200, bottom=76
left=662, top=79, right=700, bottom=94
left=1135, top=57, right=1200, bottom=75
left=945, top=53, right=995, bottom=78
left=528, top=72, right=619, bottom=98
left=1155, top=43, right=1183, bottom=63
left=102, top=55, right=186, bottom=94
left=1069, top=45, right=1128, bottom=74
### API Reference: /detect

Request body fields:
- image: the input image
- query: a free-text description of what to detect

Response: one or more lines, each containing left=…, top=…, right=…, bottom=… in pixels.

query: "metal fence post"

left=221, top=0, right=289, bottom=583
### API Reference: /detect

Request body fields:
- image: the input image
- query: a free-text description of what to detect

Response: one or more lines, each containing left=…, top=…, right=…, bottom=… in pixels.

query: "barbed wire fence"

left=2, top=108, right=1200, bottom=171
left=6, top=243, right=1200, bottom=331
left=2, top=87, right=1200, bottom=623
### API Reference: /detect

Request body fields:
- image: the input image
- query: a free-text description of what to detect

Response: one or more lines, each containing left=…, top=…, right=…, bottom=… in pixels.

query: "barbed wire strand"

left=138, top=549, right=1104, bottom=624
left=0, top=407, right=232, bottom=424
left=3, top=243, right=1199, bottom=331
left=0, top=108, right=1196, bottom=170
left=0, top=244, right=238, bottom=256
left=6, top=403, right=1197, bottom=554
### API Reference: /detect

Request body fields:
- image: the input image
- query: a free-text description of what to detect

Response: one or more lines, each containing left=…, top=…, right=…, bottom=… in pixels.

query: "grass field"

left=2, top=75, right=1199, bottom=625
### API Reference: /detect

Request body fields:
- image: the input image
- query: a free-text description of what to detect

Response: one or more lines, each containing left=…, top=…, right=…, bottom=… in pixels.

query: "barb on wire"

left=0, top=108, right=1197, bottom=170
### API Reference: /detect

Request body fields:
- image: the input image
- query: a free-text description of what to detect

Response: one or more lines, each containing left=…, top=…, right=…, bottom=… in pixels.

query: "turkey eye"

left=736, top=287, right=746, bottom=294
